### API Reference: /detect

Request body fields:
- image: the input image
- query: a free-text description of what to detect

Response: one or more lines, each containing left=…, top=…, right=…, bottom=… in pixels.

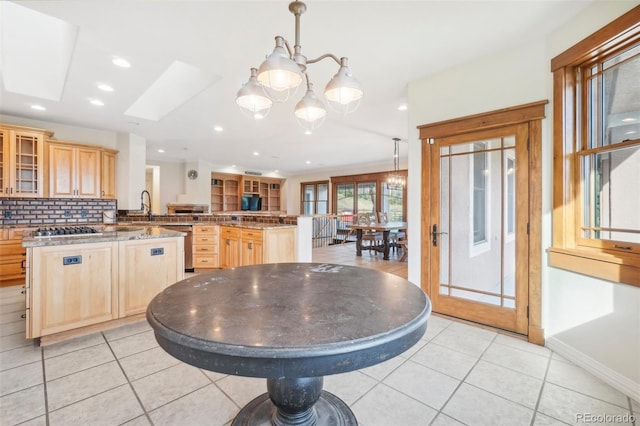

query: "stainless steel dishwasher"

left=160, top=225, right=193, bottom=271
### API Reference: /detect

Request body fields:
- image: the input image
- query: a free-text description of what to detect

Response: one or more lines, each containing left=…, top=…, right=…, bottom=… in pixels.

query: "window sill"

left=548, top=247, right=640, bottom=287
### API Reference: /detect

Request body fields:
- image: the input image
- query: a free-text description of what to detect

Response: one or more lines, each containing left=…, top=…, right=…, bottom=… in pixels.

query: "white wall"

left=0, top=114, right=117, bottom=148
left=285, top=159, right=406, bottom=215
left=407, top=1, right=640, bottom=399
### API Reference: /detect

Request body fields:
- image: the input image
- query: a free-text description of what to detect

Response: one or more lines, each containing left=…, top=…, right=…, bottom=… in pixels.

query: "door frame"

left=418, top=100, right=547, bottom=344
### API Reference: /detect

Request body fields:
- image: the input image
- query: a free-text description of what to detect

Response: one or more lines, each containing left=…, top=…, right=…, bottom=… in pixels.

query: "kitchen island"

left=23, top=226, right=185, bottom=343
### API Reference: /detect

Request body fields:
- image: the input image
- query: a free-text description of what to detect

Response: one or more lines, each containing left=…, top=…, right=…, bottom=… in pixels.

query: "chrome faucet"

left=141, top=190, right=152, bottom=221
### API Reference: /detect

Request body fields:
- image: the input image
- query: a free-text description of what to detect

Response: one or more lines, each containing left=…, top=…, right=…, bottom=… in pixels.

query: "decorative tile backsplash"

left=0, top=198, right=116, bottom=226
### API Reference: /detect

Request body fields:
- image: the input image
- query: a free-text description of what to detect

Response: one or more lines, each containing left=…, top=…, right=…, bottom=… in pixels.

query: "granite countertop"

left=215, top=221, right=297, bottom=230
left=22, top=226, right=186, bottom=248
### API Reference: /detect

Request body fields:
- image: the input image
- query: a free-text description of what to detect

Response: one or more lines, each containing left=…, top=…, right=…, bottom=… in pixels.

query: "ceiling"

left=0, top=1, right=593, bottom=176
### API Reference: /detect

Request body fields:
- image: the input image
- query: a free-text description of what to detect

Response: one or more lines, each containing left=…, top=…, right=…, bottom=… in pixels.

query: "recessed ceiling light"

left=305, top=160, right=311, bottom=164
left=89, top=99, right=104, bottom=106
left=214, top=125, right=223, bottom=132
left=253, top=152, right=259, bottom=156
left=622, top=117, right=637, bottom=122
left=304, top=130, right=312, bottom=135
left=397, top=104, right=408, bottom=111
left=31, top=105, right=46, bottom=111
left=274, top=169, right=279, bottom=173
left=97, top=83, right=114, bottom=92
left=231, top=165, right=237, bottom=168
left=157, top=149, right=165, bottom=153
left=254, top=113, right=265, bottom=120
left=625, top=130, right=637, bottom=135
left=112, top=57, right=131, bottom=68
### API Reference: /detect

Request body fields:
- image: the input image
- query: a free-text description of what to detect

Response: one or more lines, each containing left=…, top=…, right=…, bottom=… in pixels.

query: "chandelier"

left=235, top=1, right=363, bottom=132
left=387, top=138, right=405, bottom=188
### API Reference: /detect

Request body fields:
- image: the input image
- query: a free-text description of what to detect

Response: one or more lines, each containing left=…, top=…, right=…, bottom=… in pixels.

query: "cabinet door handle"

left=226, top=239, right=230, bottom=246
left=21, top=260, right=26, bottom=269
left=101, top=190, right=105, bottom=196
left=248, top=242, right=253, bottom=250
left=202, top=238, right=208, bottom=241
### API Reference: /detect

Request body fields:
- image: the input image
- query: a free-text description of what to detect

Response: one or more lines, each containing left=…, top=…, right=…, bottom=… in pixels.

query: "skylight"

left=0, top=1, right=78, bottom=101
left=124, top=60, right=221, bottom=121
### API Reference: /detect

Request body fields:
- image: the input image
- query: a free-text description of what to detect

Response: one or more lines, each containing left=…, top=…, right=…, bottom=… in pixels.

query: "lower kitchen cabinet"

left=240, top=229, right=263, bottom=266
left=28, top=242, right=118, bottom=338
left=223, top=226, right=296, bottom=268
left=0, top=228, right=30, bottom=287
left=118, top=237, right=183, bottom=317
left=220, top=226, right=241, bottom=268
left=193, top=225, right=219, bottom=270
left=26, top=235, right=184, bottom=339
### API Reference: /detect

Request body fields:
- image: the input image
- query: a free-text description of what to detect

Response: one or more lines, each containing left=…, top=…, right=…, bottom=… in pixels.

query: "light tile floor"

left=1, top=244, right=638, bottom=426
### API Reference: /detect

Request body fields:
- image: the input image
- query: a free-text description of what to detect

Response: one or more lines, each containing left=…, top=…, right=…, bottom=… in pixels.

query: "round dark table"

left=146, top=263, right=431, bottom=426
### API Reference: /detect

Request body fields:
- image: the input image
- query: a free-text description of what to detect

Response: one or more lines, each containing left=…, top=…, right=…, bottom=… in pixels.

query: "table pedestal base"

left=232, top=377, right=357, bottom=426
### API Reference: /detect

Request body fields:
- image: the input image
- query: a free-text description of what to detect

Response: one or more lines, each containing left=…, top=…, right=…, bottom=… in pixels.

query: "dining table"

left=350, top=221, right=407, bottom=260
left=146, top=262, right=430, bottom=426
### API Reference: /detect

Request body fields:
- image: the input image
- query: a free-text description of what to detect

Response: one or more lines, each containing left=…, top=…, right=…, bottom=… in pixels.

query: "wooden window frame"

left=300, top=180, right=329, bottom=215
left=549, top=6, right=640, bottom=287
left=331, top=171, right=407, bottom=219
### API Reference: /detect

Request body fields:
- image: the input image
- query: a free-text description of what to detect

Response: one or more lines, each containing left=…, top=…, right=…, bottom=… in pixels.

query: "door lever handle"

left=432, top=224, right=448, bottom=247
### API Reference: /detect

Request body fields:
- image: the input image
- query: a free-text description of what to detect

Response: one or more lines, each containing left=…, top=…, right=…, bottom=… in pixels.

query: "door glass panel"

left=357, top=182, right=376, bottom=213
left=439, top=137, right=516, bottom=308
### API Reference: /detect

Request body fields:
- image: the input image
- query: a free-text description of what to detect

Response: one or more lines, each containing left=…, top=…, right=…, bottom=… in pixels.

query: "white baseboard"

left=546, top=336, right=640, bottom=403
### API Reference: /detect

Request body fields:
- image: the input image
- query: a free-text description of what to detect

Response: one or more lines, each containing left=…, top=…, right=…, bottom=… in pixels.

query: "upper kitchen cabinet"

left=47, top=141, right=118, bottom=199
left=101, top=149, right=117, bottom=199
left=48, top=142, right=101, bottom=198
left=211, top=173, right=241, bottom=212
left=0, top=124, right=52, bottom=198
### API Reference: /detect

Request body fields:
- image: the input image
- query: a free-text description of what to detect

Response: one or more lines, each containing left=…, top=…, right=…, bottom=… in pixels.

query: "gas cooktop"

left=32, top=226, right=103, bottom=238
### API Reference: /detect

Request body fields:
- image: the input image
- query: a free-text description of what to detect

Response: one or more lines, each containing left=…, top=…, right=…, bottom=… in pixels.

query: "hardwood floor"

left=312, top=241, right=408, bottom=279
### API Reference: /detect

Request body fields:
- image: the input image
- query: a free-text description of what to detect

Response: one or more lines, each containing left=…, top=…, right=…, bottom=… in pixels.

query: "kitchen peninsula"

left=22, top=226, right=185, bottom=343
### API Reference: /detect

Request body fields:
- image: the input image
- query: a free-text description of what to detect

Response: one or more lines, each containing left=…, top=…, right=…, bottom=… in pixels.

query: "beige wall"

left=407, top=1, right=640, bottom=400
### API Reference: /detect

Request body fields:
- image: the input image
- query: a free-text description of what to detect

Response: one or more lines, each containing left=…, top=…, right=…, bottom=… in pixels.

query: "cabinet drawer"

left=194, top=226, right=218, bottom=235
left=193, top=255, right=219, bottom=268
left=194, top=235, right=217, bottom=244
left=220, top=227, right=240, bottom=238
left=0, top=259, right=27, bottom=279
left=0, top=243, right=26, bottom=257
left=194, top=244, right=218, bottom=254
left=241, top=229, right=263, bottom=241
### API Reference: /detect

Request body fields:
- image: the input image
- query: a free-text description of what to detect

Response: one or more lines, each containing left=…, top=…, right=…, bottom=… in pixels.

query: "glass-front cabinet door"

left=0, top=126, right=47, bottom=198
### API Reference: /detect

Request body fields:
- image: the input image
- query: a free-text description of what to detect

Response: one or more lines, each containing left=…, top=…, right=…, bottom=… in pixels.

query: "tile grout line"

left=428, top=331, right=499, bottom=426
left=41, top=344, right=50, bottom=426
left=103, top=331, right=155, bottom=426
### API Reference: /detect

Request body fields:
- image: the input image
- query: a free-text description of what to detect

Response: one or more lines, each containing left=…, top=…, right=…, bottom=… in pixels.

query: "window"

left=549, top=6, right=640, bottom=286
left=332, top=171, right=407, bottom=230
left=382, top=183, right=404, bottom=221
left=300, top=181, right=329, bottom=215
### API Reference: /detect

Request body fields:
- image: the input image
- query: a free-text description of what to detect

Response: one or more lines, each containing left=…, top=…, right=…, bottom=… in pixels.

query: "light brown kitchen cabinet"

left=118, top=237, right=183, bottom=317
left=220, top=226, right=241, bottom=268
left=48, top=142, right=101, bottom=198
left=101, top=150, right=117, bottom=199
left=27, top=242, right=119, bottom=338
left=240, top=228, right=263, bottom=266
left=193, top=225, right=219, bottom=270
left=243, top=178, right=260, bottom=194
left=0, top=124, right=51, bottom=198
left=0, top=228, right=30, bottom=287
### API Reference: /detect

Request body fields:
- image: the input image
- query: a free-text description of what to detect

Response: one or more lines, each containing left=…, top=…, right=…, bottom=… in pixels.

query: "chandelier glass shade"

left=294, top=83, right=327, bottom=131
left=235, top=68, right=273, bottom=119
left=387, top=138, right=405, bottom=189
left=236, top=1, right=362, bottom=131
